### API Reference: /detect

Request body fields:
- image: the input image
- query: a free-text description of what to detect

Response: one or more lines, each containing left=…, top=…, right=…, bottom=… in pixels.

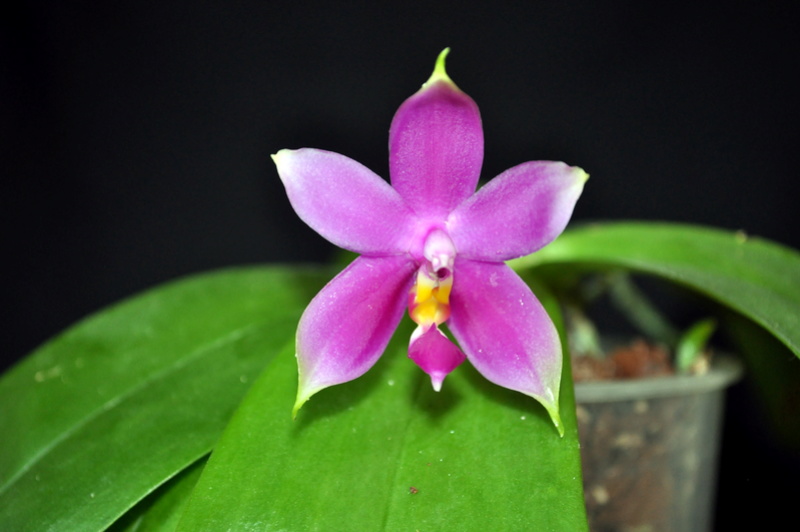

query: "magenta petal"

left=448, top=259, right=563, bottom=433
left=448, top=161, right=588, bottom=261
left=294, top=255, right=417, bottom=414
left=408, top=326, right=466, bottom=391
left=389, top=54, right=483, bottom=218
left=273, top=148, right=416, bottom=255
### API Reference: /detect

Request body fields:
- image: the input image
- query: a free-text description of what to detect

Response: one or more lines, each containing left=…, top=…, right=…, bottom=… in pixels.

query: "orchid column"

left=273, top=49, right=587, bottom=435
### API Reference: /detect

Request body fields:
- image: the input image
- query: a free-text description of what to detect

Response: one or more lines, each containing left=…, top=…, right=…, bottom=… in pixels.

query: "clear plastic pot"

left=575, top=356, right=742, bottom=532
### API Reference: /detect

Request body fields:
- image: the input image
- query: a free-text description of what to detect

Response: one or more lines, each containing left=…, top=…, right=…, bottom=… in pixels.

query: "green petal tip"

left=547, top=405, right=565, bottom=438
left=423, top=47, right=454, bottom=88
left=292, top=394, right=308, bottom=419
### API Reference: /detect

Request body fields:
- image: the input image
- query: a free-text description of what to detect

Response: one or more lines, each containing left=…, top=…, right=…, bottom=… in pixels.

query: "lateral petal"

left=448, top=260, right=564, bottom=435
left=448, top=161, right=588, bottom=261
left=389, top=49, right=483, bottom=218
left=273, top=148, right=416, bottom=255
left=293, top=255, right=417, bottom=415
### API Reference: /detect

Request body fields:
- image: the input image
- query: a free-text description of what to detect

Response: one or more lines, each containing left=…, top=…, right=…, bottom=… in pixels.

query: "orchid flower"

left=273, top=49, right=587, bottom=434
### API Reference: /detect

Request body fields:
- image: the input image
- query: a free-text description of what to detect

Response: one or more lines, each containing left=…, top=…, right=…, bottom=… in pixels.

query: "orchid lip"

left=408, top=325, right=465, bottom=392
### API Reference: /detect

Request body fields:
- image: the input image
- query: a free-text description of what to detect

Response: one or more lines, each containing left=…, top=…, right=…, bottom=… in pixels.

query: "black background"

left=3, top=1, right=799, bottom=528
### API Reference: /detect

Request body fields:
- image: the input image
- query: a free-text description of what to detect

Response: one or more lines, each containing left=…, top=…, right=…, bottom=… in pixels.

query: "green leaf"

left=177, top=293, right=587, bottom=530
left=108, top=458, right=206, bottom=532
left=721, top=310, right=800, bottom=450
left=0, top=267, right=328, bottom=531
left=513, top=222, right=800, bottom=358
left=676, top=318, right=716, bottom=373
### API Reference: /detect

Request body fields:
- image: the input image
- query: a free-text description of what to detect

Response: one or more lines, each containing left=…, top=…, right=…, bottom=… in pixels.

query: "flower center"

left=409, top=228, right=456, bottom=327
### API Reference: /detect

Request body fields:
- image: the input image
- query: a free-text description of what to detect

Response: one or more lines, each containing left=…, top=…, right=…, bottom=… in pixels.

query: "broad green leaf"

left=109, top=458, right=206, bottom=532
left=721, top=309, right=800, bottom=450
left=513, top=222, right=800, bottom=358
left=177, top=294, right=587, bottom=530
left=0, top=267, right=328, bottom=531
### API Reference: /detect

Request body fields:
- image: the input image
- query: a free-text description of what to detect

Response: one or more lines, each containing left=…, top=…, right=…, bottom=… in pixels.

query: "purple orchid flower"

left=273, top=49, right=587, bottom=434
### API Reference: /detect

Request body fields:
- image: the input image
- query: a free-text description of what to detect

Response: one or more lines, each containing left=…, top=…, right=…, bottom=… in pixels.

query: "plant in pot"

left=1, top=51, right=798, bottom=532
left=543, top=268, right=743, bottom=531
left=513, top=224, right=799, bottom=531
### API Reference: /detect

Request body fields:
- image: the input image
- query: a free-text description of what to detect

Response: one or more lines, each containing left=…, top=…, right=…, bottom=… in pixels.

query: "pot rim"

left=574, top=355, right=743, bottom=403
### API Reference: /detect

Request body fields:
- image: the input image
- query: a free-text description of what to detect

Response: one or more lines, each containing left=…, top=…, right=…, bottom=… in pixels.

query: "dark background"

left=3, top=1, right=798, bottom=528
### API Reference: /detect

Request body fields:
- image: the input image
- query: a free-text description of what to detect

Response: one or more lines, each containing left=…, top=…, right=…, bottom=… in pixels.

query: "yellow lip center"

left=409, top=268, right=452, bottom=327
